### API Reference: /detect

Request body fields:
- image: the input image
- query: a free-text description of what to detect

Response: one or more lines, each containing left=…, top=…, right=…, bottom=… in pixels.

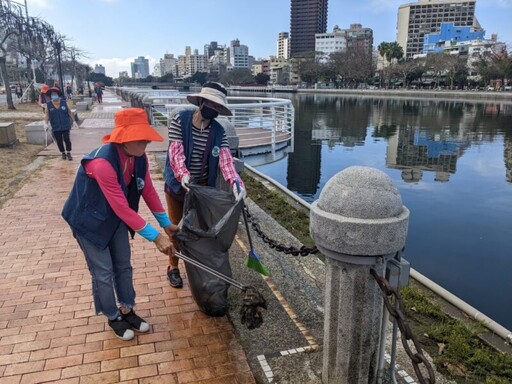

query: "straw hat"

left=102, top=108, right=164, bottom=144
left=186, top=82, right=232, bottom=116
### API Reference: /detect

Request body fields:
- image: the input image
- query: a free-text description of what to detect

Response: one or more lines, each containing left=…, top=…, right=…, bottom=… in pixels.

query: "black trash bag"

left=175, top=184, right=243, bottom=317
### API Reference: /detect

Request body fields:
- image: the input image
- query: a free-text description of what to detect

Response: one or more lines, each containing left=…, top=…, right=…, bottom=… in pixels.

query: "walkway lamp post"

left=54, top=39, right=64, bottom=91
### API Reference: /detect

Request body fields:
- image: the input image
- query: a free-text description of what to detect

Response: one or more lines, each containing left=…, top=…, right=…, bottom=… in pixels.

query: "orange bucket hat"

left=102, top=108, right=164, bottom=144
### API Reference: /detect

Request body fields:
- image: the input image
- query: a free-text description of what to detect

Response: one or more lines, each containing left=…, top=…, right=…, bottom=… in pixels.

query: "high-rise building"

left=345, top=24, right=373, bottom=55
left=130, top=56, right=149, bottom=79
left=315, top=24, right=373, bottom=63
left=315, top=26, right=347, bottom=63
left=277, top=32, right=290, bottom=59
left=397, top=0, right=481, bottom=59
left=229, top=39, right=249, bottom=68
left=423, top=22, right=485, bottom=54
left=93, top=64, right=106, bottom=75
left=160, top=53, right=178, bottom=77
left=290, top=0, right=328, bottom=58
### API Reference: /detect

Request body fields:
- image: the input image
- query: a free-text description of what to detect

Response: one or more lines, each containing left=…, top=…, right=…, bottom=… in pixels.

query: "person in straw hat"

left=163, top=82, right=246, bottom=288
left=62, top=108, right=179, bottom=341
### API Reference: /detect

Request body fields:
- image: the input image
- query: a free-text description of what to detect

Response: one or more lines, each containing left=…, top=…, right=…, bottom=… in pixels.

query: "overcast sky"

left=20, top=0, right=512, bottom=77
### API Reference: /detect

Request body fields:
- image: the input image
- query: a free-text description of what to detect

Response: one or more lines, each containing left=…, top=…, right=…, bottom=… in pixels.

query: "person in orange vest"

left=62, top=108, right=178, bottom=340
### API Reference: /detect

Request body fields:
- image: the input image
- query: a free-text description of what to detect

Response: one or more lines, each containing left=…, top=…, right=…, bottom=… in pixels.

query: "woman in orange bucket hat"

left=62, top=108, right=179, bottom=341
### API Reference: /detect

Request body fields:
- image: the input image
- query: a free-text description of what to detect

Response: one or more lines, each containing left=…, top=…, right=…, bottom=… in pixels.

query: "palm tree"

left=378, top=42, right=404, bottom=64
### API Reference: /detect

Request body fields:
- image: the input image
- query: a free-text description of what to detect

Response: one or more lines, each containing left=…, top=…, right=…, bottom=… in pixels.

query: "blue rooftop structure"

left=423, top=22, right=485, bottom=54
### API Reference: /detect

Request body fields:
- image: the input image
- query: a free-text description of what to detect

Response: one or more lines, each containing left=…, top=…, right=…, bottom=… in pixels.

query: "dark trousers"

left=53, top=130, right=72, bottom=153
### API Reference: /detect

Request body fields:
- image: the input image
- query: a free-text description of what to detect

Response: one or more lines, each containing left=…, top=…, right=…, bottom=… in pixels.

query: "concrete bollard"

left=24, top=121, right=53, bottom=146
left=0, top=122, right=17, bottom=147
left=310, top=166, right=409, bottom=383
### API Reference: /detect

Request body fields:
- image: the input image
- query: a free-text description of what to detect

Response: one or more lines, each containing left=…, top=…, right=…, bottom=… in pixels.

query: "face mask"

left=51, top=94, right=59, bottom=101
left=200, top=103, right=219, bottom=120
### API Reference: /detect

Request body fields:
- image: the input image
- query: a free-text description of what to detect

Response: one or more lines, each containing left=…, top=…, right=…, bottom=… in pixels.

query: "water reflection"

left=284, top=95, right=512, bottom=189
left=255, top=94, right=512, bottom=330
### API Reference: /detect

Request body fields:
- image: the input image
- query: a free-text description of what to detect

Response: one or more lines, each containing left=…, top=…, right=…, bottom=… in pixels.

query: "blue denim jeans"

left=75, top=223, right=135, bottom=320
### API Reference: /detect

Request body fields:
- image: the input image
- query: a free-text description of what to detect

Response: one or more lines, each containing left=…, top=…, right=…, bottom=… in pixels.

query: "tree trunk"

left=0, top=56, right=16, bottom=110
left=26, top=57, right=36, bottom=103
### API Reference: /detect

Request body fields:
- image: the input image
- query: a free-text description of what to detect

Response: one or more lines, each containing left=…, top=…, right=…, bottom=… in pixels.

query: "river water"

left=247, top=93, right=512, bottom=330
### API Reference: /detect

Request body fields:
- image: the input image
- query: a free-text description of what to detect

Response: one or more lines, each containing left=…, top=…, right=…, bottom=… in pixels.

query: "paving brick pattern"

left=0, top=99, right=255, bottom=383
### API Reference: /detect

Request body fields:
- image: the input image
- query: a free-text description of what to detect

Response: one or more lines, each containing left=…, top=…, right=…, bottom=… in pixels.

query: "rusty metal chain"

left=244, top=206, right=319, bottom=256
left=370, top=268, right=436, bottom=384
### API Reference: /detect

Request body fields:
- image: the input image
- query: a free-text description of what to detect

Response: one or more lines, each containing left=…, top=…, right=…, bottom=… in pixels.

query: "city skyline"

left=22, top=0, right=512, bottom=77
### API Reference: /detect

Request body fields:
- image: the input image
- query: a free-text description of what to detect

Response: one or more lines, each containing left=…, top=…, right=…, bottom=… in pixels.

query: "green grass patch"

left=152, top=111, right=168, bottom=127
left=243, top=171, right=512, bottom=383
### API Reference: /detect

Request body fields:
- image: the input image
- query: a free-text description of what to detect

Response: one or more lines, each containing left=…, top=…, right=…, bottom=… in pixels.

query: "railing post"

left=310, top=166, right=409, bottom=384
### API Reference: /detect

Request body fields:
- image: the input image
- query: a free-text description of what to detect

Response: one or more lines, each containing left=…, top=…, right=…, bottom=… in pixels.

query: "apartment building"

left=229, top=39, right=249, bottom=68
left=277, top=32, right=290, bottom=59
left=397, top=0, right=481, bottom=58
left=315, top=26, right=347, bottom=63
left=290, top=0, right=328, bottom=57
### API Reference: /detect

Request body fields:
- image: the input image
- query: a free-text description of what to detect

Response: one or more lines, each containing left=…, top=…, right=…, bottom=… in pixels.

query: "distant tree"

left=187, top=71, right=208, bottom=85
left=61, top=46, right=85, bottom=92
left=442, top=55, right=468, bottom=89
left=87, top=72, right=113, bottom=86
left=329, top=48, right=374, bottom=88
left=159, top=72, right=174, bottom=83
left=392, top=59, right=419, bottom=88
left=254, top=73, right=270, bottom=85
left=0, top=0, right=26, bottom=109
left=206, top=71, right=220, bottom=82
left=475, top=48, right=512, bottom=88
left=295, top=51, right=324, bottom=86
left=425, top=53, right=444, bottom=87
left=378, top=41, right=404, bottom=63
left=220, top=68, right=254, bottom=85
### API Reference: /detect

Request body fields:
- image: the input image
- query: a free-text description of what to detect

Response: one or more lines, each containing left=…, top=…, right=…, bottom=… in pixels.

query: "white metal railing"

left=149, top=95, right=295, bottom=152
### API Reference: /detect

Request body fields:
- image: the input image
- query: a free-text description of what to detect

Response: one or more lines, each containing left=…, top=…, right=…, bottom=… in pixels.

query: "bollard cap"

left=310, top=166, right=409, bottom=258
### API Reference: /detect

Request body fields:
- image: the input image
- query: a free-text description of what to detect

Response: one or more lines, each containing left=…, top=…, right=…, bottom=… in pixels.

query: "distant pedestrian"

left=15, top=83, right=23, bottom=102
left=78, top=85, right=84, bottom=95
left=65, top=83, right=73, bottom=100
left=95, top=85, right=103, bottom=103
left=61, top=108, right=179, bottom=341
left=44, top=86, right=77, bottom=160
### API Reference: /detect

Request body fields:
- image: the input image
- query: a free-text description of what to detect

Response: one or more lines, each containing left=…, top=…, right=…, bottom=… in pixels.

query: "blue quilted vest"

left=47, top=99, right=72, bottom=132
left=163, top=109, right=224, bottom=194
left=62, top=144, right=147, bottom=249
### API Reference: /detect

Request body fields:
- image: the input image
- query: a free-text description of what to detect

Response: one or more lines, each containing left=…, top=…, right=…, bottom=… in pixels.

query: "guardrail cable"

left=370, top=268, right=436, bottom=384
left=244, top=205, right=319, bottom=256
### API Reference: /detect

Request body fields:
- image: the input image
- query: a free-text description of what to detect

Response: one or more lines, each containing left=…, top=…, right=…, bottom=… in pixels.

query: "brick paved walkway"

left=0, top=92, right=255, bottom=384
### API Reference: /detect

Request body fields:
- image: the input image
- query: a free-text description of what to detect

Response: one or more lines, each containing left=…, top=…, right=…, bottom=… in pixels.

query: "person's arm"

left=168, top=114, right=190, bottom=182
left=66, top=102, right=76, bottom=125
left=44, top=107, right=49, bottom=125
left=140, top=161, right=180, bottom=235
left=85, top=158, right=160, bottom=241
left=219, top=147, right=244, bottom=188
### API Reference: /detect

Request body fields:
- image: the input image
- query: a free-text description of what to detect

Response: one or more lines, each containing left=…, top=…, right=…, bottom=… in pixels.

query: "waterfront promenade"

left=0, top=92, right=255, bottom=384
left=0, top=90, right=469, bottom=384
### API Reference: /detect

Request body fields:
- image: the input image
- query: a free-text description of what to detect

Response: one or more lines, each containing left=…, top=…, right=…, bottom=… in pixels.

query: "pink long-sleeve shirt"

left=84, top=145, right=167, bottom=235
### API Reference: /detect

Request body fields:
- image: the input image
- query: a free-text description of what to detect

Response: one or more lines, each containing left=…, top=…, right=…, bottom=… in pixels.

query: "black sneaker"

left=167, top=267, right=183, bottom=288
left=61, top=153, right=67, bottom=160
left=66, top=153, right=73, bottom=161
left=122, top=309, right=150, bottom=333
left=108, top=316, right=135, bottom=340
